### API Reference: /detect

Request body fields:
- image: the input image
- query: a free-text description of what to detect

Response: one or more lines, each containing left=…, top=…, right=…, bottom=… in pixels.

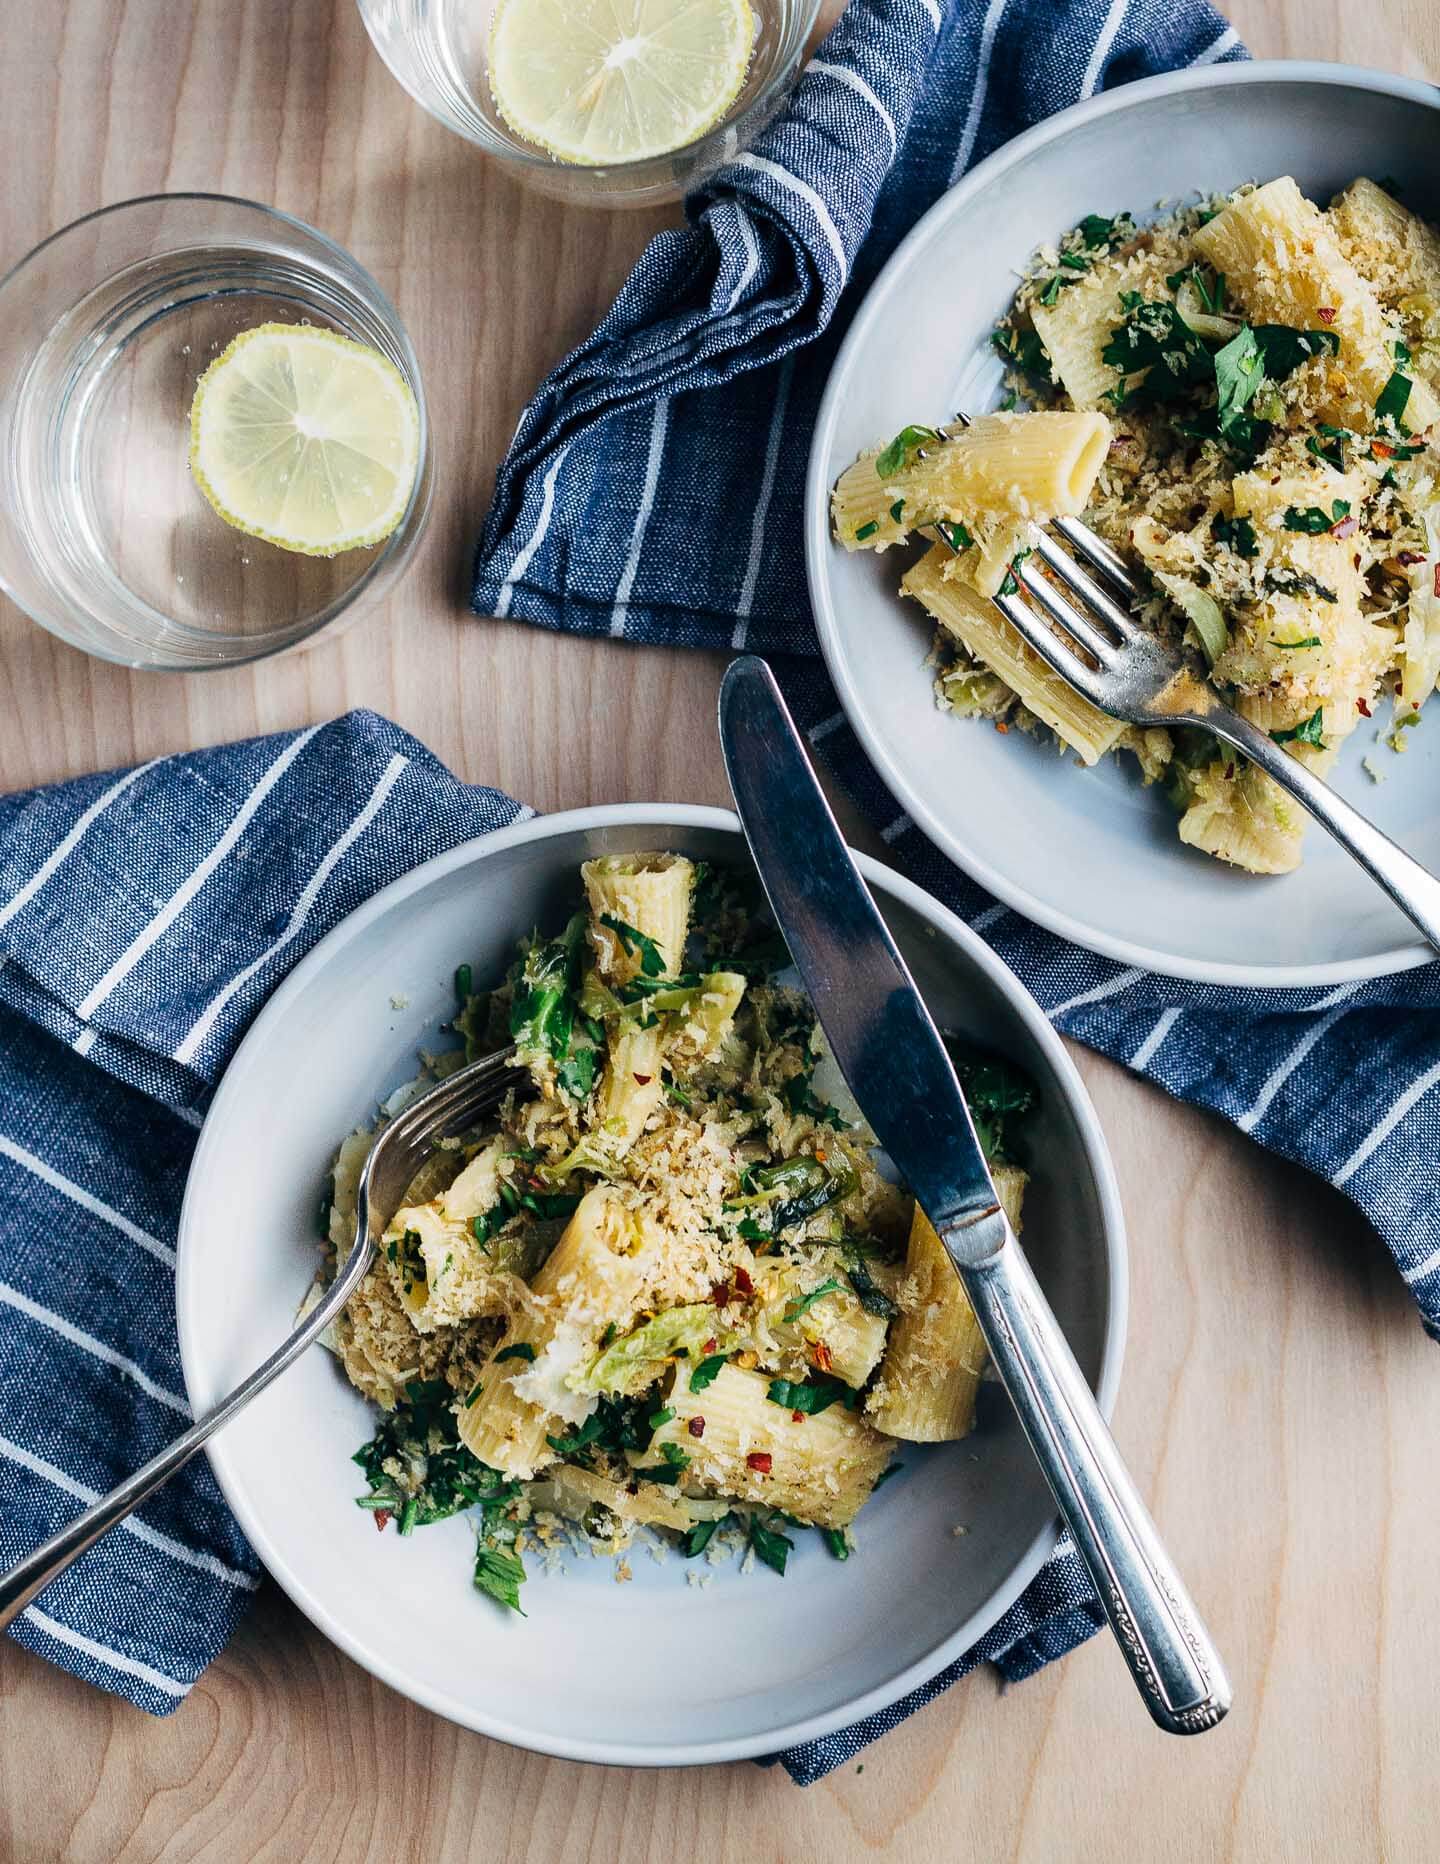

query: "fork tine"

left=1052, top=516, right=1141, bottom=605
left=993, top=585, right=1120, bottom=715
left=1018, top=555, right=1118, bottom=662
left=1030, top=530, right=1146, bottom=642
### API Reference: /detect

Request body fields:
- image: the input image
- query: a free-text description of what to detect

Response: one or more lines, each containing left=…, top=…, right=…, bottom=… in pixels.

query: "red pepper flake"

left=1332, top=516, right=1358, bottom=539
left=1434, top=563, right=1440, bottom=600
left=632, top=1073, right=652, bottom=1085
left=812, top=1340, right=834, bottom=1373
left=792, top=1410, right=804, bottom=1423
left=688, top=1415, right=706, bottom=1438
left=703, top=1337, right=717, bottom=1354
left=1397, top=550, right=1424, bottom=566
left=1372, top=440, right=1395, bottom=460
left=373, top=1510, right=391, bottom=1532
left=711, top=1280, right=731, bottom=1305
left=994, top=721, right=1010, bottom=734
left=1357, top=696, right=1372, bottom=717
left=1353, top=553, right=1362, bottom=571
left=732, top=1266, right=754, bottom=1298
left=1317, top=305, right=1337, bottom=324
left=746, top=1452, right=772, bottom=1475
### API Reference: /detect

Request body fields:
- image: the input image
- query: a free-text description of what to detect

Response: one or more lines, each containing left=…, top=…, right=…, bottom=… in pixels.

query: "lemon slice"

left=189, top=324, right=420, bottom=557
left=489, top=0, right=756, bottom=167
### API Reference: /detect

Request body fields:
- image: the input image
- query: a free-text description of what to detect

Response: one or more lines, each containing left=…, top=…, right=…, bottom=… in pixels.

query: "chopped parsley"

left=875, top=424, right=941, bottom=477
left=689, top=1353, right=728, bottom=1392
left=493, top=1342, right=536, bottom=1364
left=1270, top=707, right=1326, bottom=747
left=997, top=547, right=1032, bottom=599
left=1077, top=212, right=1132, bottom=249
left=1306, top=425, right=1350, bottom=469
left=1282, top=499, right=1351, bottom=534
left=454, top=962, right=473, bottom=1005
left=473, top=1544, right=526, bottom=1614
left=766, top=1374, right=857, bottom=1416
left=684, top=1516, right=725, bottom=1557
left=600, top=914, right=666, bottom=978
left=1274, top=636, right=1323, bottom=651
left=822, top=1527, right=851, bottom=1561
left=781, top=1070, right=846, bottom=1129
left=353, top=1380, right=517, bottom=1537
left=854, top=520, right=879, bottom=541
left=1212, top=513, right=1258, bottom=558
left=1101, top=296, right=1212, bottom=406
left=991, top=324, right=1053, bottom=382
left=631, top=1441, right=692, bottom=1484
left=783, top=1278, right=844, bottom=1324
left=844, top=1258, right=899, bottom=1320
left=889, top=498, right=905, bottom=522
left=1374, top=370, right=1414, bottom=435
left=1263, top=570, right=1338, bottom=604
left=936, top=519, right=974, bottom=553
left=748, top=1517, right=795, bottom=1576
left=952, top=1044, right=1037, bottom=1163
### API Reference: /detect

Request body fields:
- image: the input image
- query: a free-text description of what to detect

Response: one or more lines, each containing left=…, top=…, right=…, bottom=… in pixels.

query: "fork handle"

left=1201, top=703, right=1440, bottom=955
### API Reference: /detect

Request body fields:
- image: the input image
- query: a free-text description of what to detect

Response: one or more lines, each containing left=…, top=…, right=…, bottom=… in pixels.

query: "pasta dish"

left=833, top=176, right=1440, bottom=874
left=312, top=854, right=1035, bottom=1611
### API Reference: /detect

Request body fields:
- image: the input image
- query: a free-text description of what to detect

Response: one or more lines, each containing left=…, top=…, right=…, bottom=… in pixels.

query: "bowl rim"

left=805, top=60, right=1440, bottom=990
left=0, top=190, right=432, bottom=671
left=177, top=801, right=1128, bottom=1767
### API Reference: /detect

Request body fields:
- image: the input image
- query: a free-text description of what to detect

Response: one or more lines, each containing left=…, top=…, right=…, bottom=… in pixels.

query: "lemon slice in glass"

left=189, top=324, right=421, bottom=558
left=489, top=0, right=756, bottom=167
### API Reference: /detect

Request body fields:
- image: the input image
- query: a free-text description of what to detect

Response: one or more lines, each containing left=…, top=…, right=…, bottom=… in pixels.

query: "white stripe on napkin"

left=495, top=443, right=573, bottom=620
left=0, top=1282, right=190, bottom=1416
left=1332, top=1055, right=1440, bottom=1189
left=1130, top=1005, right=1180, bottom=1072
left=948, top=0, right=1010, bottom=183
left=172, top=753, right=409, bottom=1066
left=0, top=1434, right=258, bottom=1591
left=809, top=60, right=899, bottom=156
left=1237, top=1005, right=1348, bottom=1135
left=734, top=154, right=848, bottom=282
left=722, top=202, right=763, bottom=313
left=76, top=727, right=321, bottom=1022
left=610, top=399, right=671, bottom=639
left=22, top=1606, right=189, bottom=1699
left=1402, top=1243, right=1440, bottom=1286
left=732, top=358, right=796, bottom=649
left=0, top=1132, right=174, bottom=1268
left=1049, top=967, right=1144, bottom=1017
left=0, top=761, right=157, bottom=931
left=1189, top=22, right=1239, bottom=63
left=1080, top=0, right=1129, bottom=98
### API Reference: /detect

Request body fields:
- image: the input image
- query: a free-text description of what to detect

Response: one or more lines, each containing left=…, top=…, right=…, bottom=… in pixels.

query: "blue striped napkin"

left=0, top=713, right=525, bottom=1714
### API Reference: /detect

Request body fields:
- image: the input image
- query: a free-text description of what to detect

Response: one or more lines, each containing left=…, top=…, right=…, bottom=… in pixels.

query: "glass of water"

left=356, top=0, right=823, bottom=210
left=0, top=194, right=432, bottom=671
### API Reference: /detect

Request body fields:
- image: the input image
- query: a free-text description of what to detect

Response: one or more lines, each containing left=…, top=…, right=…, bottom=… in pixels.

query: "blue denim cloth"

left=0, top=713, right=527, bottom=1714
left=468, top=0, right=1440, bottom=1784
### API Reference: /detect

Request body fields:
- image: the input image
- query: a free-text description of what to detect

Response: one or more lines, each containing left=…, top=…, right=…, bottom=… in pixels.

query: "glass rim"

left=357, top=0, right=825, bottom=180
left=0, top=190, right=433, bottom=672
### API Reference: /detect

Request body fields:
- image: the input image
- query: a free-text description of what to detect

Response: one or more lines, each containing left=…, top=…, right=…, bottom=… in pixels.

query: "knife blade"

left=717, top=656, right=1002, bottom=1263
left=717, top=653, right=1231, bottom=1736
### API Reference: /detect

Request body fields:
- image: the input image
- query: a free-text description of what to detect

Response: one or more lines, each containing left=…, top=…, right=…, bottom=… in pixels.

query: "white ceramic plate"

left=807, top=63, right=1440, bottom=987
left=177, top=806, right=1125, bottom=1765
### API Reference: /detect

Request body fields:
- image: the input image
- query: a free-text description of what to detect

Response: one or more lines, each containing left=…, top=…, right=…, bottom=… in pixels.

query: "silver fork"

left=933, top=460, right=1440, bottom=954
left=0, top=1043, right=524, bottom=1631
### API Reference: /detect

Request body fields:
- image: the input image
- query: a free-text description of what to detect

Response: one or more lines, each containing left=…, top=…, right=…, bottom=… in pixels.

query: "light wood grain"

left=1, top=2, right=1437, bottom=1860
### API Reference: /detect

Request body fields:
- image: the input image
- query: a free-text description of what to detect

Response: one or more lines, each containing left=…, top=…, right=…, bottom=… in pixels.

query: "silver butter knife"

left=718, top=655, right=1230, bottom=1736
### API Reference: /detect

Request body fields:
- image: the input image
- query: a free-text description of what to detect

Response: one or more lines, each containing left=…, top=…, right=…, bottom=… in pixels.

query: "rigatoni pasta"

left=317, top=857, right=1043, bottom=1614
left=837, top=176, right=1440, bottom=876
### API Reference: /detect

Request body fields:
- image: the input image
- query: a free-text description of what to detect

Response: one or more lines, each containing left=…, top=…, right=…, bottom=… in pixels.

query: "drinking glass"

left=0, top=194, right=432, bottom=671
left=356, top=0, right=823, bottom=209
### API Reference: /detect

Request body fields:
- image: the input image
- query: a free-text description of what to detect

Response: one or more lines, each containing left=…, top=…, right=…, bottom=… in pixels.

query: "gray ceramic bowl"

left=177, top=807, right=1125, bottom=1763
left=807, top=64, right=1440, bottom=986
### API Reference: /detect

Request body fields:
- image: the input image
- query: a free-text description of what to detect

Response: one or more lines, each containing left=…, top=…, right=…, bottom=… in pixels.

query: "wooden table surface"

left=2, top=2, right=1438, bottom=1859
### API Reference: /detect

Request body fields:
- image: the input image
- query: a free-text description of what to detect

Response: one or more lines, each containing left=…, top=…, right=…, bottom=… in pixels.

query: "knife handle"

left=954, top=1217, right=1231, bottom=1735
